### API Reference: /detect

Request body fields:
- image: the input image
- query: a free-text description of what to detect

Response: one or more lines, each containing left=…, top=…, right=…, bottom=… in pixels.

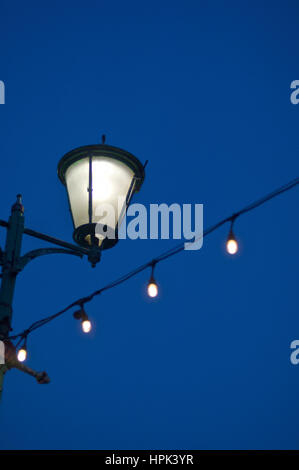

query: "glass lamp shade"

left=58, top=144, right=145, bottom=249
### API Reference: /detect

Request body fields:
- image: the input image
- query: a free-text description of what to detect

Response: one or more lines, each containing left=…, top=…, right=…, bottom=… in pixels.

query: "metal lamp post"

left=0, top=140, right=145, bottom=397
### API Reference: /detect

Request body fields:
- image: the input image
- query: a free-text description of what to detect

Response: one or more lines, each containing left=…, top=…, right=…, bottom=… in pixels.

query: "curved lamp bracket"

left=16, top=248, right=83, bottom=272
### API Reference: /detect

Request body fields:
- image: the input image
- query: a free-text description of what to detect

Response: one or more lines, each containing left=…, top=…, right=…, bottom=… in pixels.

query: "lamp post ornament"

left=0, top=140, right=145, bottom=398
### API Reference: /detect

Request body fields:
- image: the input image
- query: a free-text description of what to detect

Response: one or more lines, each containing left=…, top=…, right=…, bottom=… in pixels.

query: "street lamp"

left=0, top=140, right=145, bottom=395
left=57, top=143, right=145, bottom=250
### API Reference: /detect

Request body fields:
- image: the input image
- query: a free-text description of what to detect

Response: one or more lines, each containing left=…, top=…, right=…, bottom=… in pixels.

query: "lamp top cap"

left=57, top=143, right=145, bottom=191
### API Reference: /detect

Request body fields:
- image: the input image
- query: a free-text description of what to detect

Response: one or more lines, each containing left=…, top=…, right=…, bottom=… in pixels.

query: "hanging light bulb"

left=226, top=219, right=239, bottom=255
left=81, top=317, right=92, bottom=333
left=147, top=262, right=159, bottom=298
left=73, top=306, right=92, bottom=333
left=17, top=337, right=28, bottom=362
left=147, top=281, right=158, bottom=298
left=17, top=347, right=27, bottom=362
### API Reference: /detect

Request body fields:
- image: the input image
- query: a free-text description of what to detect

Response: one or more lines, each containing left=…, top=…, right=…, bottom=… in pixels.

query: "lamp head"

left=58, top=144, right=145, bottom=250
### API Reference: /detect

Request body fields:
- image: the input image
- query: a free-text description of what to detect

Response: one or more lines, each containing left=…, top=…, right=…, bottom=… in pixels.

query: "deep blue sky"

left=0, top=0, right=299, bottom=450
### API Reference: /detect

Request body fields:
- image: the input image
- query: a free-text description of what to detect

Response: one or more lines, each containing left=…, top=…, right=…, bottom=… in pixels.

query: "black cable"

left=7, top=176, right=299, bottom=342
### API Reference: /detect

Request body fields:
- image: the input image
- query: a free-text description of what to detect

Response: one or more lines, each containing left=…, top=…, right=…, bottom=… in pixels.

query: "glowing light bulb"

left=147, top=281, right=158, bottom=298
left=226, top=237, right=238, bottom=255
left=17, top=348, right=27, bottom=362
left=82, top=319, right=92, bottom=333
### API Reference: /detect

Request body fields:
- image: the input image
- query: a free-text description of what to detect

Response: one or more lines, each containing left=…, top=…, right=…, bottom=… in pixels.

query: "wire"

left=7, top=176, right=299, bottom=342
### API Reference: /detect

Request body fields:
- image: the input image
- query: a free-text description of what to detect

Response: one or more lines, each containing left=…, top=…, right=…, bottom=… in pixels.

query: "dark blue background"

left=0, top=0, right=298, bottom=450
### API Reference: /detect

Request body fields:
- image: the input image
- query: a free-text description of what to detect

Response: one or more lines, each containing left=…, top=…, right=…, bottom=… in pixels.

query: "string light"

left=5, top=176, right=299, bottom=345
left=17, top=336, right=28, bottom=362
left=226, top=218, right=239, bottom=255
left=73, top=306, right=92, bottom=333
left=147, top=262, right=159, bottom=298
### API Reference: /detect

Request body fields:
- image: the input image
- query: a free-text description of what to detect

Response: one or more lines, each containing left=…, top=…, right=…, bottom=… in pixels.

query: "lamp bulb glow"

left=17, top=348, right=27, bottom=362
left=226, top=238, right=238, bottom=255
left=147, top=281, right=158, bottom=298
left=81, top=319, right=92, bottom=333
